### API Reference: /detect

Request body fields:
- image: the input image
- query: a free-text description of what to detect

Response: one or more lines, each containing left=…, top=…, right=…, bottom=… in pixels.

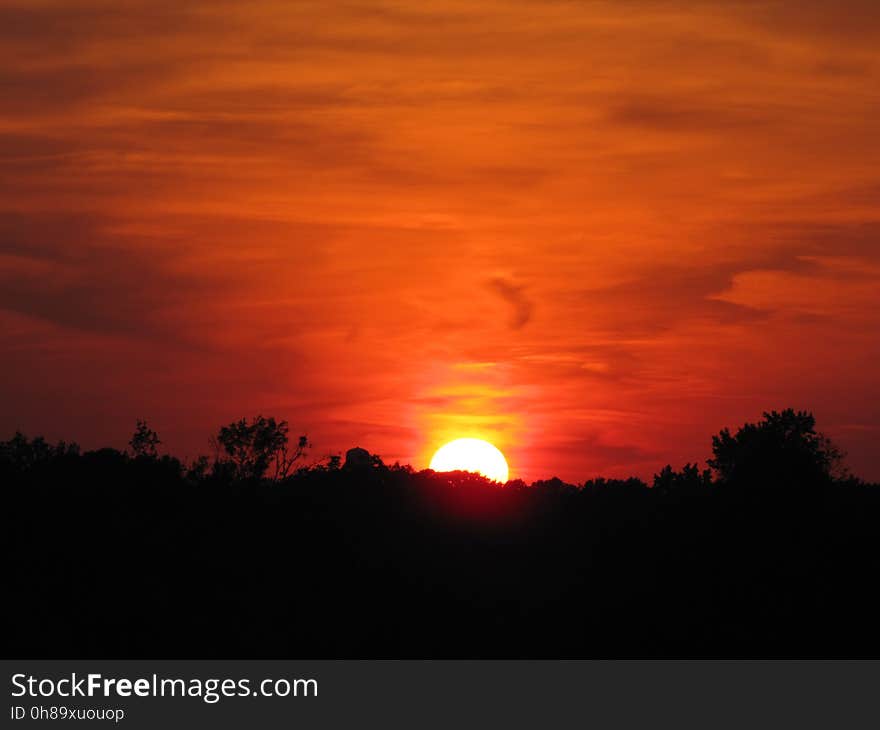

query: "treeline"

left=5, top=410, right=880, bottom=658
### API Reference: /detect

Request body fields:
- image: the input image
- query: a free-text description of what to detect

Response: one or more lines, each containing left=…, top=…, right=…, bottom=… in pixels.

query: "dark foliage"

left=129, top=420, right=161, bottom=460
left=212, top=415, right=309, bottom=481
left=709, top=409, right=844, bottom=487
left=5, top=411, right=879, bottom=658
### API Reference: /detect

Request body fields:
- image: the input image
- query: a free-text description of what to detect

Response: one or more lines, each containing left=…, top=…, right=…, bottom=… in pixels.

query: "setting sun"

left=429, top=438, right=510, bottom=483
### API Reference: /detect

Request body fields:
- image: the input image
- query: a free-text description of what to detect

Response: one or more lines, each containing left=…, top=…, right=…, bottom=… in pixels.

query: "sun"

left=429, top=438, right=510, bottom=483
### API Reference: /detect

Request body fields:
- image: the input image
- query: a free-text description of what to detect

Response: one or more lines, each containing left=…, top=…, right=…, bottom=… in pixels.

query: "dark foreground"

left=6, top=414, right=880, bottom=658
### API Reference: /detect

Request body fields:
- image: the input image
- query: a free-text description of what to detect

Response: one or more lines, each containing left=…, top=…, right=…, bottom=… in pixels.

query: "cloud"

left=544, top=433, right=662, bottom=477
left=607, top=96, right=779, bottom=133
left=0, top=212, right=230, bottom=344
left=489, top=278, right=533, bottom=330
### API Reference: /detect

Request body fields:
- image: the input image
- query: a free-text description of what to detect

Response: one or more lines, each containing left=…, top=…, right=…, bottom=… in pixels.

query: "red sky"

left=2, top=0, right=879, bottom=481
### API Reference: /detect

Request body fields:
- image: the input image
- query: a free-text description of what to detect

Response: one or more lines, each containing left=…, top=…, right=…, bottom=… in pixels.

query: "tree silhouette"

left=129, top=419, right=161, bottom=459
left=213, top=415, right=309, bottom=480
left=708, top=409, right=843, bottom=488
left=653, top=463, right=712, bottom=496
left=6, top=408, right=880, bottom=659
left=0, top=431, right=78, bottom=473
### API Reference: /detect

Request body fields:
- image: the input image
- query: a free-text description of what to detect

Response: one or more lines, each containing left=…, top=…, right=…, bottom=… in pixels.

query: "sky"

left=2, top=0, right=879, bottom=482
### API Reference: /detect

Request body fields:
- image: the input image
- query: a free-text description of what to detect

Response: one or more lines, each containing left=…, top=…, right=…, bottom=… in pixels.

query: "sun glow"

left=429, top=438, right=510, bottom=483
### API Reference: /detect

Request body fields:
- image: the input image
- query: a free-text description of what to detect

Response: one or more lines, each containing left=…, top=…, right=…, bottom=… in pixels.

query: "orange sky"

left=2, top=0, right=879, bottom=481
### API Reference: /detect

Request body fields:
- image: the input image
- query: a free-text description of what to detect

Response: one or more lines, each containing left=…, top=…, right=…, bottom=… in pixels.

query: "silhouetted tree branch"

left=129, top=419, right=161, bottom=459
left=212, top=415, right=309, bottom=481
left=708, top=409, right=843, bottom=488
